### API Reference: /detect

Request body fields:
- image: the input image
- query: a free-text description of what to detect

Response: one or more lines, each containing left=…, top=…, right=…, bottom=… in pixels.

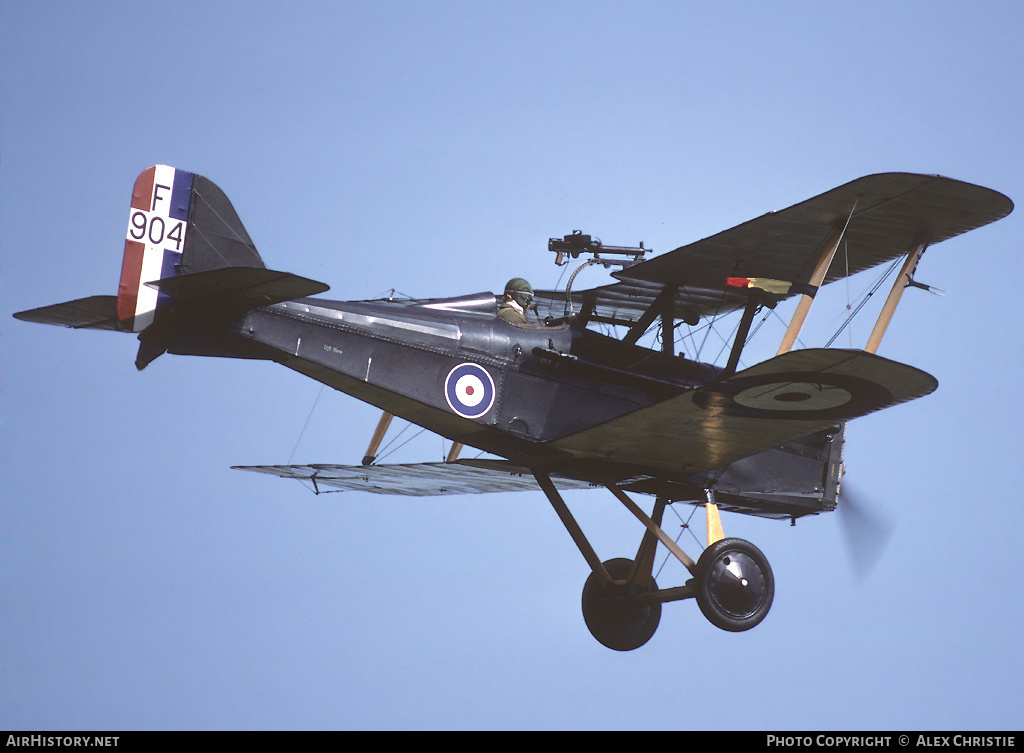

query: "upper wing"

left=535, top=173, right=1012, bottom=326
left=550, top=348, right=936, bottom=474
left=233, top=459, right=594, bottom=496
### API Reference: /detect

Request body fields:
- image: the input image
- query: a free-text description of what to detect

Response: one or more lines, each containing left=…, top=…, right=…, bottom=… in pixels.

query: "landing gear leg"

left=536, top=474, right=690, bottom=650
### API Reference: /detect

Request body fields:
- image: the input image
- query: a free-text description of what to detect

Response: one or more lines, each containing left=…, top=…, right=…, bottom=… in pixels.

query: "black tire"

left=581, top=557, right=661, bottom=651
left=694, top=538, right=774, bottom=632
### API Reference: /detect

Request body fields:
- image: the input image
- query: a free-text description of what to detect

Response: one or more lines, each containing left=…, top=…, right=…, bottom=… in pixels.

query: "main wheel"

left=694, top=538, right=774, bottom=632
left=581, top=557, right=661, bottom=651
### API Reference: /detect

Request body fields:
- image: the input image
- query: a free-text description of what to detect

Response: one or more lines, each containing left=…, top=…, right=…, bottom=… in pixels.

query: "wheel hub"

left=706, top=551, right=767, bottom=617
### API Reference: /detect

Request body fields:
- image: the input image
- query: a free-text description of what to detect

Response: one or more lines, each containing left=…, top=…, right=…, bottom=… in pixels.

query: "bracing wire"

left=654, top=502, right=704, bottom=580
left=288, top=384, right=325, bottom=464
left=824, top=257, right=902, bottom=348
left=374, top=421, right=428, bottom=464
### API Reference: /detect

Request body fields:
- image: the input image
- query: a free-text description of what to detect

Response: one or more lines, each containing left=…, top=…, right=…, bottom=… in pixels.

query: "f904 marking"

left=127, top=209, right=185, bottom=250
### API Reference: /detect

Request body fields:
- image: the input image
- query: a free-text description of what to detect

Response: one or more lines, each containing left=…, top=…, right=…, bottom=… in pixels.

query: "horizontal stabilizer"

left=149, top=267, right=329, bottom=312
left=233, top=460, right=594, bottom=496
left=552, top=348, right=937, bottom=475
left=13, top=295, right=127, bottom=331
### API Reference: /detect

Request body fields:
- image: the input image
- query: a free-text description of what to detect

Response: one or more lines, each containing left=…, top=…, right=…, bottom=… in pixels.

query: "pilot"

left=498, top=277, right=533, bottom=325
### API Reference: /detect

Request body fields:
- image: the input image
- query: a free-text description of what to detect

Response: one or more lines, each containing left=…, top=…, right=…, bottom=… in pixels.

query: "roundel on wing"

left=692, top=371, right=893, bottom=421
left=444, top=362, right=496, bottom=419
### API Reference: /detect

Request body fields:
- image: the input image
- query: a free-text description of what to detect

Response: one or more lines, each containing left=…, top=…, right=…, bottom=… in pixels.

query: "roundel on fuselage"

left=444, top=363, right=496, bottom=419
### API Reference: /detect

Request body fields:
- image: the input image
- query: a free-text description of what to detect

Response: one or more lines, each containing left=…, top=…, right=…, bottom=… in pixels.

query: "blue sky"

left=2, top=0, right=1022, bottom=731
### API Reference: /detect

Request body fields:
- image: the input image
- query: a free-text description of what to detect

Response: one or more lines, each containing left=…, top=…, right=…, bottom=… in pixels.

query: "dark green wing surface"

left=550, top=348, right=937, bottom=474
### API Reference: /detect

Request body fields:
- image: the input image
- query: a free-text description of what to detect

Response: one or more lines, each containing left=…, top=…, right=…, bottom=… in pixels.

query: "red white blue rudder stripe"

left=117, top=165, right=194, bottom=331
left=444, top=363, right=496, bottom=419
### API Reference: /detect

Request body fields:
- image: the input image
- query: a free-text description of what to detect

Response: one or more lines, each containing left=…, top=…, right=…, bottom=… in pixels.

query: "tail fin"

left=15, top=166, right=328, bottom=369
left=117, top=165, right=266, bottom=332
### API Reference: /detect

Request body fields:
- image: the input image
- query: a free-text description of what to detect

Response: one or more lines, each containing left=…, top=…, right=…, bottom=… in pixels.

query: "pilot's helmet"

left=504, top=277, right=533, bottom=309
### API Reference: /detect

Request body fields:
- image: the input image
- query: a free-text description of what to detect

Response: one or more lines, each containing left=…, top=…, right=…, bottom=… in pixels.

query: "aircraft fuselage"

left=195, top=294, right=706, bottom=466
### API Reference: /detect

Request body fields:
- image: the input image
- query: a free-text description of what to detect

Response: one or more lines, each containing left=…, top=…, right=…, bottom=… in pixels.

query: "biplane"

left=15, top=167, right=1012, bottom=650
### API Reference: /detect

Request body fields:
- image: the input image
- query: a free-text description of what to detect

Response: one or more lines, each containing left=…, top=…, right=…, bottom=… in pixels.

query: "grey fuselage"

left=187, top=291, right=711, bottom=471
